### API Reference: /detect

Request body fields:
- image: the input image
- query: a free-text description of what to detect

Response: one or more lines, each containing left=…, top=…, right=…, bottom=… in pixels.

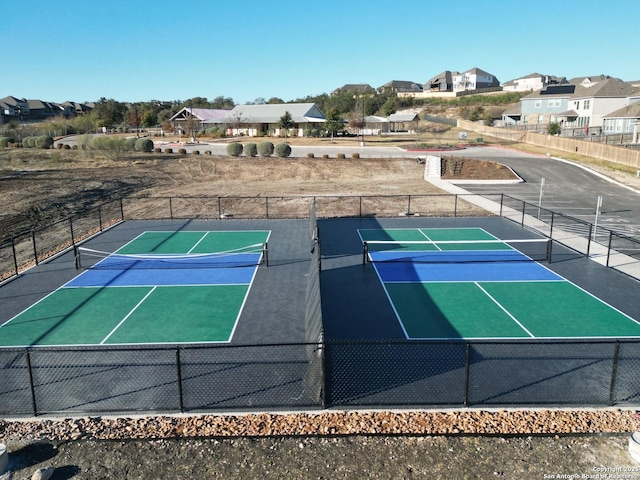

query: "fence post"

left=586, top=224, right=593, bottom=257
left=31, top=230, right=38, bottom=266
left=25, top=351, right=38, bottom=416
left=609, top=342, right=621, bottom=406
left=119, top=198, right=124, bottom=220
left=521, top=202, right=526, bottom=227
left=499, top=193, right=504, bottom=217
left=169, top=197, right=173, bottom=220
left=69, top=218, right=75, bottom=246
left=454, top=194, right=458, bottom=217
left=359, top=196, right=362, bottom=218
left=463, top=342, right=471, bottom=406
left=98, top=205, right=103, bottom=232
left=11, top=237, right=19, bottom=277
left=266, top=197, right=269, bottom=219
left=606, top=231, right=613, bottom=267
left=407, top=195, right=411, bottom=215
left=176, top=347, right=185, bottom=413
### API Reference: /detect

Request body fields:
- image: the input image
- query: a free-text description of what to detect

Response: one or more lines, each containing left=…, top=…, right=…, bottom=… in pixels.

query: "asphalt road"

left=445, top=146, right=640, bottom=239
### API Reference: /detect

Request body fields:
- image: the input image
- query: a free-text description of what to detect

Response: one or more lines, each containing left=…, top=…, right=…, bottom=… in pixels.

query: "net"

left=363, top=238, right=552, bottom=264
left=309, top=198, right=319, bottom=253
left=76, top=243, right=268, bottom=270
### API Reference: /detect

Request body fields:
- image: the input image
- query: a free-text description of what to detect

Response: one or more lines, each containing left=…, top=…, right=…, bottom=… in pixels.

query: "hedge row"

left=225, top=142, right=292, bottom=157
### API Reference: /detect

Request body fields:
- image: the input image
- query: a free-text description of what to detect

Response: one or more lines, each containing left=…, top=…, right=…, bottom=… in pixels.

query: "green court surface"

left=362, top=227, right=640, bottom=340
left=0, top=230, right=270, bottom=347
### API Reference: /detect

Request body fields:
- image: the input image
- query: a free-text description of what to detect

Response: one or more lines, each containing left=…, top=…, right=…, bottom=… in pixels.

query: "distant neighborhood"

left=2, top=67, right=640, bottom=141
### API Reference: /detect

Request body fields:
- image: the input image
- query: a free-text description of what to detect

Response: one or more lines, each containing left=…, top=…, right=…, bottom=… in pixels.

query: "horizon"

left=5, top=0, right=640, bottom=105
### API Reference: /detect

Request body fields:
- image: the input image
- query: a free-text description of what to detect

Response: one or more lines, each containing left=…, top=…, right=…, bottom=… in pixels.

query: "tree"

left=324, top=107, right=344, bottom=139
left=279, top=111, right=294, bottom=139
left=93, top=98, right=127, bottom=128
left=141, top=110, right=158, bottom=128
left=547, top=122, right=562, bottom=135
left=128, top=108, right=142, bottom=136
left=381, top=96, right=397, bottom=117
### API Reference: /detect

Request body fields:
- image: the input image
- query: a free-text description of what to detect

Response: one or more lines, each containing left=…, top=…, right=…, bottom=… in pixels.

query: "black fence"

left=2, top=193, right=640, bottom=415
left=4, top=193, right=638, bottom=285
left=2, top=339, right=640, bottom=416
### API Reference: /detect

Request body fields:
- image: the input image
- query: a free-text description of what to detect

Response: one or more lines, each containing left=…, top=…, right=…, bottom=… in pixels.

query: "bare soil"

left=2, top=144, right=640, bottom=479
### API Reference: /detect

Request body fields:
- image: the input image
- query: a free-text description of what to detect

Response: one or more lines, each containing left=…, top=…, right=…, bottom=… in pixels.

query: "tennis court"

left=360, top=227, right=640, bottom=340
left=0, top=230, right=270, bottom=347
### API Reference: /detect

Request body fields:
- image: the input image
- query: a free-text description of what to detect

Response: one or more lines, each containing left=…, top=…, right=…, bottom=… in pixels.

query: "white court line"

left=100, top=286, right=157, bottom=344
left=474, top=282, right=535, bottom=338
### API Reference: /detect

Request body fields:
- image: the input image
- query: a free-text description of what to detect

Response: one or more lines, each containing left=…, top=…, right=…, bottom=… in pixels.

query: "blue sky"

left=5, top=0, right=639, bottom=104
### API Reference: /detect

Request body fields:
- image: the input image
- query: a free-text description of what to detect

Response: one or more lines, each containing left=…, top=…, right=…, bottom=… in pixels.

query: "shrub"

left=72, top=144, right=78, bottom=150
left=337, top=153, right=345, bottom=159
left=22, top=136, right=35, bottom=148
left=178, top=148, right=187, bottom=155
left=56, top=142, right=64, bottom=149
left=352, top=152, right=360, bottom=159
left=307, top=153, right=314, bottom=158
left=63, top=144, right=71, bottom=150
left=154, top=147, right=162, bottom=153
left=34, top=135, right=54, bottom=149
left=547, top=122, right=561, bottom=135
left=0, top=136, right=13, bottom=148
left=226, top=142, right=243, bottom=157
left=244, top=143, right=257, bottom=157
left=322, top=154, right=329, bottom=159
left=204, top=150, right=211, bottom=155
left=257, top=141, right=274, bottom=157
left=192, top=150, right=200, bottom=155
left=134, top=138, right=154, bottom=153
left=275, top=143, right=292, bottom=158
left=125, top=137, right=138, bottom=150
left=90, top=136, right=130, bottom=161
left=164, top=148, right=173, bottom=153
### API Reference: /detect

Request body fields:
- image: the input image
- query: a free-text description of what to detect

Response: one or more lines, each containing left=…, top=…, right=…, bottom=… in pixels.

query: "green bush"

left=125, top=137, right=138, bottom=150
left=226, top=142, right=243, bottom=157
left=0, top=137, right=13, bottom=147
left=22, top=136, right=35, bottom=148
left=134, top=138, right=154, bottom=152
left=275, top=143, right=292, bottom=158
left=257, top=141, right=274, bottom=157
left=244, top=143, right=257, bottom=157
left=37, top=136, right=54, bottom=149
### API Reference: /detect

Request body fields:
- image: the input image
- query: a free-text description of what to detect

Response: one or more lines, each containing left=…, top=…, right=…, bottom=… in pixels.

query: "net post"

left=546, top=237, right=553, bottom=263
left=362, top=241, right=368, bottom=265
left=74, top=245, right=80, bottom=270
left=263, top=242, right=269, bottom=267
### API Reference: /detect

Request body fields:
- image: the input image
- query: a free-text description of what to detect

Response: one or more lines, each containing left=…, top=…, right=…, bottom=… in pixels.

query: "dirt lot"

left=3, top=141, right=640, bottom=479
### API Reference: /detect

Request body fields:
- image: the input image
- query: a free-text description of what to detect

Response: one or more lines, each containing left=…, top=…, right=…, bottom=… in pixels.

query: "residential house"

left=452, top=68, right=500, bottom=92
left=27, top=99, right=63, bottom=121
left=332, top=84, right=375, bottom=95
left=424, top=71, right=457, bottom=92
left=501, top=73, right=567, bottom=92
left=0, top=96, right=30, bottom=118
left=377, top=80, right=423, bottom=94
left=221, top=103, right=325, bottom=137
left=601, top=100, right=640, bottom=139
left=517, top=84, right=576, bottom=127
left=568, top=75, right=614, bottom=88
left=505, top=78, right=639, bottom=132
left=567, top=78, right=638, bottom=130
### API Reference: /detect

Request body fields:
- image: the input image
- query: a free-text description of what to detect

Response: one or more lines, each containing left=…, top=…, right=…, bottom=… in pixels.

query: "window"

left=535, top=100, right=542, bottom=108
left=584, top=100, right=590, bottom=109
left=547, top=99, right=560, bottom=108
